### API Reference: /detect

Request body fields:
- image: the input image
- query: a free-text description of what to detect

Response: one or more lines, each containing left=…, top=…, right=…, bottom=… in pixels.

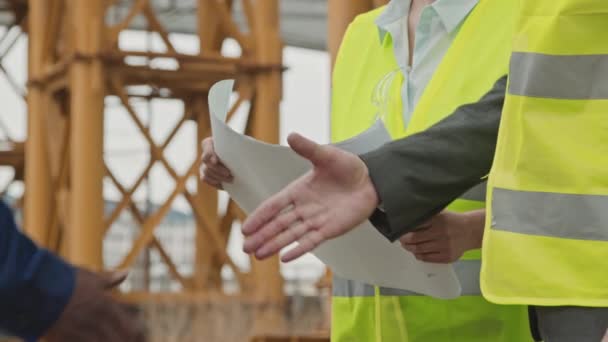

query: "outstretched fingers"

left=242, top=133, right=337, bottom=261
left=243, top=206, right=299, bottom=254
left=255, top=220, right=311, bottom=259
left=242, top=187, right=294, bottom=236
left=247, top=202, right=323, bottom=258
left=281, top=230, right=325, bottom=262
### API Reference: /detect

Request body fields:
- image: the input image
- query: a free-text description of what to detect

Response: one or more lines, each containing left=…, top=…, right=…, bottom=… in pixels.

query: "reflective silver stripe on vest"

left=508, top=52, right=608, bottom=100
left=460, top=181, right=487, bottom=202
left=492, top=188, right=608, bottom=241
left=332, top=275, right=375, bottom=297
left=332, top=259, right=482, bottom=297
left=380, top=260, right=481, bottom=296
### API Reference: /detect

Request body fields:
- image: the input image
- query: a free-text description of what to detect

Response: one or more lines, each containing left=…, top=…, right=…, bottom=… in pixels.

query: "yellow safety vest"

left=482, top=0, right=608, bottom=307
left=331, top=1, right=532, bottom=341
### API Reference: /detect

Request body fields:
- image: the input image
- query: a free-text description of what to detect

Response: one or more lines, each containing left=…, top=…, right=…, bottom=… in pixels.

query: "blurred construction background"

left=0, top=0, right=386, bottom=341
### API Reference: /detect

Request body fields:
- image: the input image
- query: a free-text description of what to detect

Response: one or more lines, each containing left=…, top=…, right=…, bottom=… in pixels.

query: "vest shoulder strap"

left=407, top=0, right=515, bottom=134
left=331, top=6, right=403, bottom=141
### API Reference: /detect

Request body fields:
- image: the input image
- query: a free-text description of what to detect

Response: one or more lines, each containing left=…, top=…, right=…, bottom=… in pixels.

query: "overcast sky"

left=0, top=28, right=330, bottom=281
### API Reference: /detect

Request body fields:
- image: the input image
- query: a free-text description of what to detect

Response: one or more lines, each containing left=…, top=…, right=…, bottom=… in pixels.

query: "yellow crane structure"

left=22, top=0, right=285, bottom=337
left=0, top=0, right=386, bottom=340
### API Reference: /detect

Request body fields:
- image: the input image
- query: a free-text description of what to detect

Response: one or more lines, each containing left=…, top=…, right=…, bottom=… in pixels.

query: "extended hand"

left=399, top=210, right=484, bottom=263
left=45, top=269, right=145, bottom=342
left=241, top=133, right=380, bottom=262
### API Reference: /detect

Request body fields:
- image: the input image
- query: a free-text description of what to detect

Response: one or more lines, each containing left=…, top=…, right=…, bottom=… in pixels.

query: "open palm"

left=242, top=133, right=380, bottom=262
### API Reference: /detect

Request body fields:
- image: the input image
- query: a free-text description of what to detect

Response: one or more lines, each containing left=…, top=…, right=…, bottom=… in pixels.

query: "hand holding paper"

left=400, top=210, right=484, bottom=263
left=200, top=137, right=233, bottom=189
left=209, top=79, right=461, bottom=298
left=242, top=133, right=379, bottom=262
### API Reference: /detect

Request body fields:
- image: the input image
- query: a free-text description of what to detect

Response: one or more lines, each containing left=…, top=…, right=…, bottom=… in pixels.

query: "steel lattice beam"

left=20, top=0, right=286, bottom=335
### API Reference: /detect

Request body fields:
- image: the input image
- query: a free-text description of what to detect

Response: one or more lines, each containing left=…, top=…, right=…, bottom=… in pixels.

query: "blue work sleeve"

left=0, top=201, right=76, bottom=341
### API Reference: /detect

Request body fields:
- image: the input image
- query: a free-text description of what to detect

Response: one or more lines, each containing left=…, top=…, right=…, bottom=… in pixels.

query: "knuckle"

left=308, top=215, right=325, bottom=232
left=298, top=236, right=312, bottom=250
left=292, top=206, right=304, bottom=221
left=262, top=224, right=280, bottom=244
left=299, top=220, right=313, bottom=234
left=309, top=231, right=323, bottom=248
left=266, top=240, right=279, bottom=253
left=279, top=212, right=297, bottom=227
left=257, top=229, right=273, bottom=243
left=402, top=233, right=414, bottom=243
left=287, top=227, right=300, bottom=242
left=268, top=196, right=287, bottom=214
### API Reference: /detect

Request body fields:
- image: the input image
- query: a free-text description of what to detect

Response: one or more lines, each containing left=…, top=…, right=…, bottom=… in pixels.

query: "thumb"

left=99, top=269, right=129, bottom=289
left=287, top=133, right=328, bottom=166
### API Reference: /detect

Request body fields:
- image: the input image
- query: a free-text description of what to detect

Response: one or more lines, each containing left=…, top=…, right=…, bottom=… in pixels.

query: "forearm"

left=361, top=76, right=507, bottom=241
left=0, top=202, right=75, bottom=340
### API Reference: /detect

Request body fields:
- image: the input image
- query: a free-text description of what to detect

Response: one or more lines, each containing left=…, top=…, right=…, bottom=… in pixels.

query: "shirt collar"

left=375, top=0, right=479, bottom=43
left=433, top=0, right=479, bottom=33
left=375, top=0, right=409, bottom=43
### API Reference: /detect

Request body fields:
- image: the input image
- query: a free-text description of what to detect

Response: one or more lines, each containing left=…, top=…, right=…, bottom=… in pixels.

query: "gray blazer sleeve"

left=360, top=76, right=507, bottom=242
